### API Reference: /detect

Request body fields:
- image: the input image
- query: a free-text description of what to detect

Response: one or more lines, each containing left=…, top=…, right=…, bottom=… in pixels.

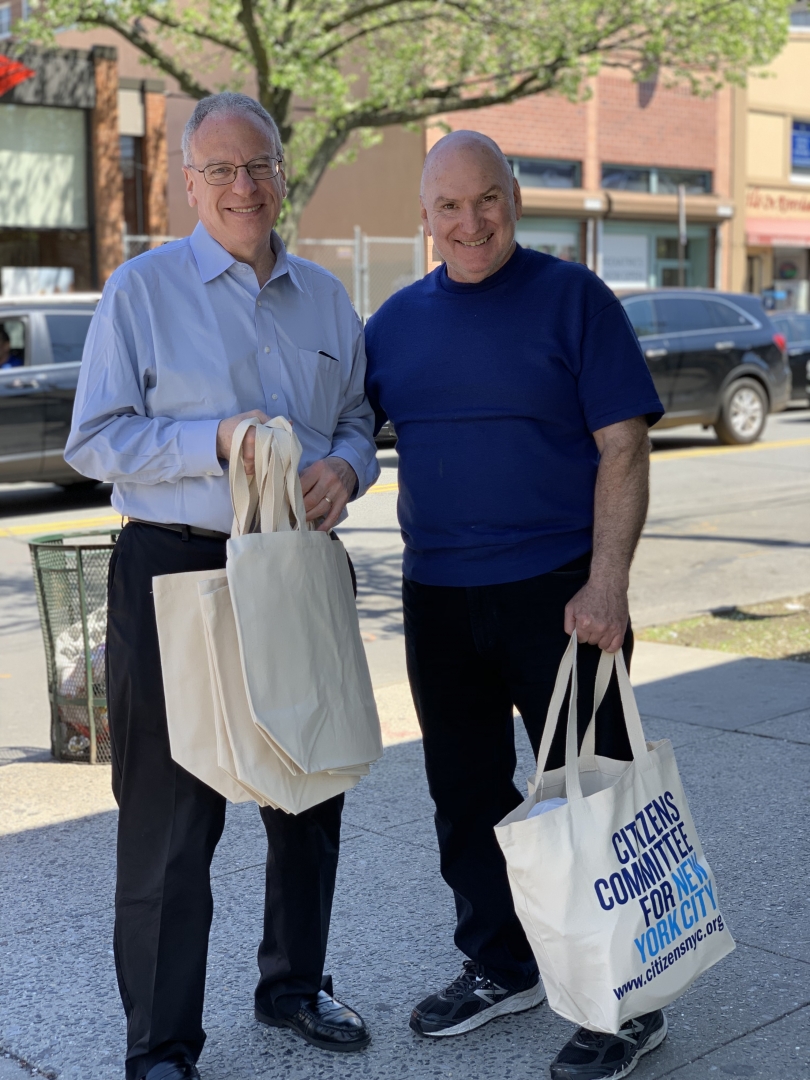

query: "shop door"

left=0, top=315, right=44, bottom=479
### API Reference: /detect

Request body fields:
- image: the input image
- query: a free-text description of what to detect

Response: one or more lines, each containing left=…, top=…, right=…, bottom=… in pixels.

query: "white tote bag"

left=198, top=574, right=366, bottom=813
left=153, top=566, right=253, bottom=803
left=226, top=418, right=383, bottom=775
left=495, top=635, right=735, bottom=1034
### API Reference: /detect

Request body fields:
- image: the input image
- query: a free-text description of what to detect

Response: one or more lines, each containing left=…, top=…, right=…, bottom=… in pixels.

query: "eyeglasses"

left=189, top=156, right=284, bottom=186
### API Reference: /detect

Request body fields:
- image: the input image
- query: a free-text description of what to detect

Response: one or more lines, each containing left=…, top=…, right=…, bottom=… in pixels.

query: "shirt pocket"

left=296, top=348, right=343, bottom=436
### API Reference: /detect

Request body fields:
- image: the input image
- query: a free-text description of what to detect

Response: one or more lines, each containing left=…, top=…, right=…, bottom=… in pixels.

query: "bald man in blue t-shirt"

left=364, top=132, right=666, bottom=1080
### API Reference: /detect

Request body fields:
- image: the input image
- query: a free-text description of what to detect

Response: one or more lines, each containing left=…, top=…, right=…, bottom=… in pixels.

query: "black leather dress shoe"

left=255, top=990, right=370, bottom=1052
left=144, top=1060, right=200, bottom=1080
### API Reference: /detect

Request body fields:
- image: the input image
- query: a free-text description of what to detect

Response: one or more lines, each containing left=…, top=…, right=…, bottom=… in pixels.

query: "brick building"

left=0, top=12, right=169, bottom=292
left=301, top=68, right=741, bottom=294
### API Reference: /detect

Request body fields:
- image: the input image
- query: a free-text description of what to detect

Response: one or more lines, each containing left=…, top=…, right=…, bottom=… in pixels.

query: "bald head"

left=421, top=130, right=514, bottom=199
left=420, top=130, right=522, bottom=285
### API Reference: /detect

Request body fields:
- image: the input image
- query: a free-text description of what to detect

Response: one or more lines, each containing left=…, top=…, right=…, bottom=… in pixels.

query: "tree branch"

left=238, top=0, right=272, bottom=109
left=145, top=10, right=245, bottom=54
left=315, top=12, right=436, bottom=61
left=90, top=11, right=214, bottom=100
left=321, top=0, right=428, bottom=34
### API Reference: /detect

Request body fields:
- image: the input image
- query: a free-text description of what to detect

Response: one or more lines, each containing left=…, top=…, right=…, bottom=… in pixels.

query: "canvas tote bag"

left=495, top=635, right=735, bottom=1034
left=198, top=573, right=367, bottom=813
left=226, top=417, right=383, bottom=775
left=152, top=420, right=265, bottom=802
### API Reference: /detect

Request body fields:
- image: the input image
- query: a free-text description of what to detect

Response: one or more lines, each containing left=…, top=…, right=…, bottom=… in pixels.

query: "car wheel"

left=713, top=379, right=768, bottom=445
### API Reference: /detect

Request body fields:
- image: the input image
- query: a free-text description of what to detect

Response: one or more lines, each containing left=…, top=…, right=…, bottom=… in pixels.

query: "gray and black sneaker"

left=549, top=1010, right=667, bottom=1079
left=410, top=960, right=545, bottom=1037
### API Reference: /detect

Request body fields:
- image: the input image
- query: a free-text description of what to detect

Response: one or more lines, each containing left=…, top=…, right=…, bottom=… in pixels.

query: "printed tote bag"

left=495, top=634, right=735, bottom=1033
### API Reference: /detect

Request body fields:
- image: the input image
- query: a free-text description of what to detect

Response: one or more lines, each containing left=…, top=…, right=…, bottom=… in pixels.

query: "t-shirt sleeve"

left=577, top=298, right=665, bottom=433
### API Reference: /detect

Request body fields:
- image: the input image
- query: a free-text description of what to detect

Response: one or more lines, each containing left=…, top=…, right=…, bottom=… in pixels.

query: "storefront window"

left=791, top=2, right=810, bottom=26
left=516, top=218, right=581, bottom=261
left=0, top=104, right=88, bottom=228
left=600, top=222, right=711, bottom=289
left=602, top=165, right=711, bottom=194
left=120, top=135, right=146, bottom=236
left=508, top=157, right=581, bottom=189
left=0, top=228, right=93, bottom=293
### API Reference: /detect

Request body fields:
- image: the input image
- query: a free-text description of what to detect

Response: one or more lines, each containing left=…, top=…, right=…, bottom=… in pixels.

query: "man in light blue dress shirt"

left=66, top=92, right=379, bottom=1080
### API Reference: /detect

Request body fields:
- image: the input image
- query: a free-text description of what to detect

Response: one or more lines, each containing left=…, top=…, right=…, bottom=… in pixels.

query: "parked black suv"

left=0, top=294, right=100, bottom=486
left=620, top=289, right=792, bottom=444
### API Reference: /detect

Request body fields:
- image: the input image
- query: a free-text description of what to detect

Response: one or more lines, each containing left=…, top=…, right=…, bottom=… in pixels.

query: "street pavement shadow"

left=1, top=657, right=808, bottom=1079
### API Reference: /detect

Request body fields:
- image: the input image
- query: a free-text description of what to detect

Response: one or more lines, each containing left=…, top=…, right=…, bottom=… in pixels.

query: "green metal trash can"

left=29, top=528, right=121, bottom=765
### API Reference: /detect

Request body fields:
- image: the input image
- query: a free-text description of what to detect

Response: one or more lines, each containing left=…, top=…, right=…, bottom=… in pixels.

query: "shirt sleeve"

left=64, top=273, right=223, bottom=484
left=577, top=298, right=665, bottom=433
left=326, top=310, right=381, bottom=498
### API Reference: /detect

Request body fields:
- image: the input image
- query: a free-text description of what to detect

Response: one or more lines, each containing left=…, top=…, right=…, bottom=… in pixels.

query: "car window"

left=701, top=300, right=756, bottom=330
left=652, top=298, right=717, bottom=334
left=0, top=317, right=26, bottom=369
left=621, top=297, right=663, bottom=337
left=45, top=313, right=94, bottom=364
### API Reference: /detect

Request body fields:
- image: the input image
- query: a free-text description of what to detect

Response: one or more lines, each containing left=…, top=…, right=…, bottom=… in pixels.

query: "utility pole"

left=678, top=183, right=687, bottom=287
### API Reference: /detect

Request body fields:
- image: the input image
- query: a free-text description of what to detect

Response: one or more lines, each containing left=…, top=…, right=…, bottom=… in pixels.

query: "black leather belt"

left=127, top=518, right=230, bottom=542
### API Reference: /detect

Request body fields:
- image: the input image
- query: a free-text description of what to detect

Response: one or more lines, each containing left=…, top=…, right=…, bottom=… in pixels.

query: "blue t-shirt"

left=364, top=245, right=664, bottom=587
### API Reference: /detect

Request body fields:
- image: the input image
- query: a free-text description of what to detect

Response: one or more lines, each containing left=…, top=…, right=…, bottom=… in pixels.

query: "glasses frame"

left=189, top=156, right=284, bottom=186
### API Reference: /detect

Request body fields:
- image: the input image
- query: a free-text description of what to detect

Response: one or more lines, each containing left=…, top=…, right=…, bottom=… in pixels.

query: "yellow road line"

left=652, top=436, right=810, bottom=461
left=369, top=482, right=398, bottom=494
left=0, top=514, right=120, bottom=538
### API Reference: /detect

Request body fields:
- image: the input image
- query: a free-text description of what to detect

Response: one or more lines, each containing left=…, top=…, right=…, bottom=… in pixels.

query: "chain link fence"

left=298, top=228, right=425, bottom=320
left=30, top=530, right=120, bottom=764
left=123, top=231, right=178, bottom=261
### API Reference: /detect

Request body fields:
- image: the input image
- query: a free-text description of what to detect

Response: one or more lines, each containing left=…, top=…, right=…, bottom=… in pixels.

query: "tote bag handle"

left=533, top=635, right=650, bottom=799
left=565, top=641, right=651, bottom=802
left=255, top=419, right=308, bottom=533
left=229, top=417, right=262, bottom=537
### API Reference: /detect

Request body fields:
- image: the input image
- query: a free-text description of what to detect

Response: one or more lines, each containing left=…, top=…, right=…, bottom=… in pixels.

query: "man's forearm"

left=590, top=418, right=650, bottom=587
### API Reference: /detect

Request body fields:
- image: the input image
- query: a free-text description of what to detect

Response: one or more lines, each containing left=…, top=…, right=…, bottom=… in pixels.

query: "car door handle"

left=714, top=341, right=734, bottom=351
left=645, top=348, right=668, bottom=358
left=9, top=376, right=40, bottom=389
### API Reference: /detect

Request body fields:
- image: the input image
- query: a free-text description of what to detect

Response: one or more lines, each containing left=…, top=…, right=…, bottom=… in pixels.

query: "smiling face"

left=183, top=110, right=286, bottom=262
left=420, top=132, right=522, bottom=284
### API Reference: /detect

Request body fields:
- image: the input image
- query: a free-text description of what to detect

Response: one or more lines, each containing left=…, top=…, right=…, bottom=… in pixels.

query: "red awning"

left=0, top=55, right=35, bottom=97
left=746, top=216, right=810, bottom=247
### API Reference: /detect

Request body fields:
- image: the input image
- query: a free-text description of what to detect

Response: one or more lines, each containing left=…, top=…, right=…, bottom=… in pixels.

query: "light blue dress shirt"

left=66, top=223, right=380, bottom=534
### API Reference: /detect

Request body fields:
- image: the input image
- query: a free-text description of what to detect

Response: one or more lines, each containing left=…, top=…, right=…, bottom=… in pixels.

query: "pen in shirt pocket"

left=318, top=349, right=340, bottom=363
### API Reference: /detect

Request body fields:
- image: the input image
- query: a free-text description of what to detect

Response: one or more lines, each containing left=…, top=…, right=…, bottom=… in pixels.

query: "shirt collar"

left=189, top=221, right=303, bottom=291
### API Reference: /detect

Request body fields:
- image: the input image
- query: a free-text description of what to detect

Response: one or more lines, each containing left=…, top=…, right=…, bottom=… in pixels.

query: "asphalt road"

left=1, top=407, right=808, bottom=716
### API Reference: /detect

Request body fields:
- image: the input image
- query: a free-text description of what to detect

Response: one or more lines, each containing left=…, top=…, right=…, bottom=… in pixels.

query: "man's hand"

left=564, top=575, right=629, bottom=654
left=300, top=456, right=357, bottom=532
left=216, top=410, right=270, bottom=476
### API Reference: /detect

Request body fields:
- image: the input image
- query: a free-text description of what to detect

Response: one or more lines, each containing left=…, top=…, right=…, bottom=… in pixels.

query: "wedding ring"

left=324, top=496, right=332, bottom=505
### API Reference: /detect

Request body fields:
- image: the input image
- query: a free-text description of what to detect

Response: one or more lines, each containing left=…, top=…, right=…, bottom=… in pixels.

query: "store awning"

left=746, top=217, right=810, bottom=246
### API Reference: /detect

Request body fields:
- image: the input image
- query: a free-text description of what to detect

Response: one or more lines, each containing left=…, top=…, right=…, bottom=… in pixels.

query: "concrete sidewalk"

left=1, top=641, right=809, bottom=1080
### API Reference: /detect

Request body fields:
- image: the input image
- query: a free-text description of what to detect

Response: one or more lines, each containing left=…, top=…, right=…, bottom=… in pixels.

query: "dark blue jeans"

left=402, top=554, right=633, bottom=991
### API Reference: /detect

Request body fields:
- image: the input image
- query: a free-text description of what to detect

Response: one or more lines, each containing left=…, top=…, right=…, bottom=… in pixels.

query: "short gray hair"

left=182, top=92, right=282, bottom=164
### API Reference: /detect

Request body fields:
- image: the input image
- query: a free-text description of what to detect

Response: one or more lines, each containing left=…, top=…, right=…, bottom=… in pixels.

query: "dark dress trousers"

left=107, top=522, right=344, bottom=1079
left=403, top=553, right=633, bottom=993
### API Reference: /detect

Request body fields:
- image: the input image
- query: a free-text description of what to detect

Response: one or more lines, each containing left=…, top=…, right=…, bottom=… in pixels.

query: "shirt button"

left=264, top=346, right=270, bottom=353
left=257, top=300, right=262, bottom=307
left=271, top=393, right=278, bottom=401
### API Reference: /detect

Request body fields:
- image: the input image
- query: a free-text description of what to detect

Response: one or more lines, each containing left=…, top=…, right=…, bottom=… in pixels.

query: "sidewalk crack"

left=654, top=999, right=810, bottom=1077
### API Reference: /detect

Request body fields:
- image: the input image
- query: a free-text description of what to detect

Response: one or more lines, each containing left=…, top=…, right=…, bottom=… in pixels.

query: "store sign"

left=792, top=122, right=810, bottom=170
left=601, top=234, right=648, bottom=286
left=746, top=186, right=810, bottom=219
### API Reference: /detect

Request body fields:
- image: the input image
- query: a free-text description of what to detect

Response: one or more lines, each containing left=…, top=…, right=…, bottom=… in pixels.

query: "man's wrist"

left=588, top=562, right=630, bottom=591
